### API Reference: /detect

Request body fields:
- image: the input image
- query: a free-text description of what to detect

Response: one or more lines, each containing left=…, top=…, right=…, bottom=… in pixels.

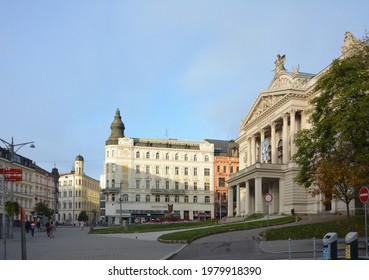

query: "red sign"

left=359, top=187, right=369, bottom=203
left=264, top=193, right=273, bottom=203
left=5, top=175, right=23, bottom=182
left=0, top=168, right=23, bottom=174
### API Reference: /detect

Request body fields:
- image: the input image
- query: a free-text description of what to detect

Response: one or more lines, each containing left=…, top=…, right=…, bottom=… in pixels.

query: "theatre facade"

left=227, top=32, right=362, bottom=217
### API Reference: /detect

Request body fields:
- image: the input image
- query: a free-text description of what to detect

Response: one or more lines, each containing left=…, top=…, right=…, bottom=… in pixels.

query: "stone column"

left=282, top=113, right=289, bottom=164
left=255, top=177, right=262, bottom=213
left=271, top=122, right=276, bottom=164
left=236, top=184, right=241, bottom=216
left=247, top=137, right=252, bottom=166
left=228, top=186, right=234, bottom=217
left=251, top=135, right=256, bottom=165
left=290, top=110, right=296, bottom=157
left=244, top=180, right=250, bottom=215
left=278, top=178, right=285, bottom=215
left=260, top=129, right=265, bottom=163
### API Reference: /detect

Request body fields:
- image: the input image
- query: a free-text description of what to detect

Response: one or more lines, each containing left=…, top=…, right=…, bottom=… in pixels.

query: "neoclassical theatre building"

left=228, top=32, right=363, bottom=217
left=103, top=109, right=215, bottom=225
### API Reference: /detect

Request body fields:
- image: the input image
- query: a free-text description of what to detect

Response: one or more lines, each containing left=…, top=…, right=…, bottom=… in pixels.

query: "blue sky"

left=0, top=0, right=368, bottom=179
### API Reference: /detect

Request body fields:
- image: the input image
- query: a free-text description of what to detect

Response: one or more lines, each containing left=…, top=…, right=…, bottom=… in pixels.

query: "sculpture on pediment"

left=341, top=32, right=364, bottom=58
left=274, top=54, right=286, bottom=74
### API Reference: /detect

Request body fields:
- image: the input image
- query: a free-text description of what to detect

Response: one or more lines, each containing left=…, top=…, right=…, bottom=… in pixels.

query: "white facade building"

left=228, top=32, right=363, bottom=217
left=103, top=109, right=215, bottom=225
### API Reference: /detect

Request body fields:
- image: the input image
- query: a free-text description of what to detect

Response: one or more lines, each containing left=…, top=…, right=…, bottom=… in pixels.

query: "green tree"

left=5, top=201, right=20, bottom=217
left=78, top=210, right=89, bottom=222
left=293, top=33, right=369, bottom=227
left=34, top=201, right=53, bottom=219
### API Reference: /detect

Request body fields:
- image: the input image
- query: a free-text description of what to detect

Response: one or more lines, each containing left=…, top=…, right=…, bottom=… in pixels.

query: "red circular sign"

left=359, top=187, right=369, bottom=203
left=264, top=193, right=273, bottom=203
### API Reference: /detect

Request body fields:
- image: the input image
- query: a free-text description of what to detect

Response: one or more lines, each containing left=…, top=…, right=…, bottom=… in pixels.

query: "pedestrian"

left=25, top=220, right=30, bottom=234
left=46, top=220, right=51, bottom=238
left=49, top=222, right=55, bottom=238
left=30, top=221, right=36, bottom=237
left=36, top=221, right=41, bottom=232
left=80, top=221, right=84, bottom=230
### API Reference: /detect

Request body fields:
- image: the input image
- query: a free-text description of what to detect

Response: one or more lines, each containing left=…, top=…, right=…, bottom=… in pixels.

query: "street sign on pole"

left=359, top=186, right=369, bottom=203
left=264, top=193, right=273, bottom=204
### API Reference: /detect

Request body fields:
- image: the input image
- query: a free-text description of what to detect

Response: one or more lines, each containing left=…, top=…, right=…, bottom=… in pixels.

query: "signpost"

left=264, top=193, right=273, bottom=227
left=0, top=168, right=23, bottom=260
left=359, top=186, right=368, bottom=257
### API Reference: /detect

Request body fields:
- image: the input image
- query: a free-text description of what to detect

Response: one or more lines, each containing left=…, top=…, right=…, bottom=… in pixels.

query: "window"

left=205, top=196, right=210, bottom=203
left=175, top=181, right=179, bottom=190
left=219, top=178, right=225, bottom=187
left=184, top=196, right=189, bottom=203
left=136, top=151, right=140, bottom=158
left=166, top=180, right=170, bottom=190
left=156, top=180, right=160, bottom=189
left=146, top=195, right=150, bottom=202
left=223, top=166, right=227, bottom=173
left=193, top=182, right=198, bottom=191
left=156, top=152, right=160, bottom=159
left=175, top=154, right=179, bottom=160
left=184, top=167, right=188, bottom=175
left=146, top=180, right=150, bottom=189
left=146, top=152, right=150, bottom=159
left=107, top=151, right=110, bottom=158
left=194, top=154, right=197, bottom=161
left=184, top=182, right=188, bottom=190
left=136, top=180, right=140, bottom=189
left=112, top=194, right=115, bottom=202
left=156, top=166, right=160, bottom=174
left=175, top=167, right=179, bottom=175
left=111, top=179, right=115, bottom=188
left=184, top=154, right=188, bottom=161
left=165, top=195, right=170, bottom=203
left=194, top=168, right=198, bottom=176
left=135, top=194, right=140, bottom=202
left=204, top=168, right=210, bottom=176
left=166, top=153, right=169, bottom=160
left=155, top=195, right=160, bottom=202
left=175, top=195, right=179, bottom=203
left=217, top=166, right=220, bottom=172
left=136, top=165, right=140, bottom=174
left=230, top=166, right=234, bottom=173
left=122, top=194, right=128, bottom=202
left=165, top=166, right=169, bottom=175
left=146, top=165, right=150, bottom=174
left=205, top=155, right=209, bottom=162
left=204, top=182, right=210, bottom=191
left=193, top=196, right=198, bottom=203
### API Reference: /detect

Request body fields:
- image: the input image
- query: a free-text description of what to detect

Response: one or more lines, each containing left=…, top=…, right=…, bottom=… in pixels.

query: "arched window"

left=136, top=151, right=140, bottom=158
left=193, top=196, right=198, bottom=203
left=194, top=154, right=197, bottom=161
left=145, top=194, right=151, bottom=202
left=166, top=153, right=169, bottom=160
left=175, top=154, right=179, bottom=160
left=146, top=152, right=150, bottom=159
left=111, top=179, right=115, bottom=188
left=184, top=196, right=189, bottom=203
left=156, top=152, right=160, bottom=159
left=165, top=195, right=170, bottom=202
left=184, top=154, right=188, bottom=161
left=122, top=194, right=129, bottom=202
left=135, top=194, right=141, bottom=202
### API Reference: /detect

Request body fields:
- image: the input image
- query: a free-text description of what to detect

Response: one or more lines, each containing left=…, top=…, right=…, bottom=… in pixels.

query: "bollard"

left=313, top=237, right=316, bottom=259
left=288, top=238, right=292, bottom=260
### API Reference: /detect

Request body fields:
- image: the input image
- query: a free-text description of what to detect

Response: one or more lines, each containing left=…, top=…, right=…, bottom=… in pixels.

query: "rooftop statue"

left=274, top=54, right=286, bottom=74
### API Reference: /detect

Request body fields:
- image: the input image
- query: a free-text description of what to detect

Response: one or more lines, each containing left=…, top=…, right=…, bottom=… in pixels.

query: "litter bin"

left=345, top=232, right=358, bottom=260
left=323, top=232, right=337, bottom=260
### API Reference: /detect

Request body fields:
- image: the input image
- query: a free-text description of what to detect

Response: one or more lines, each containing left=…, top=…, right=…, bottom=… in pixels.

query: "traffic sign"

left=0, top=168, right=23, bottom=174
left=264, top=193, right=273, bottom=204
left=359, top=187, right=369, bottom=203
left=5, top=175, right=23, bottom=182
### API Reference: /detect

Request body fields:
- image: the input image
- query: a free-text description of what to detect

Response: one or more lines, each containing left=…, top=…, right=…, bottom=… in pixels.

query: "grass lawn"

left=259, top=216, right=368, bottom=240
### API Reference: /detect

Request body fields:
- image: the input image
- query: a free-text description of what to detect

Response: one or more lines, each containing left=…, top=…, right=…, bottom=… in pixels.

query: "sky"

left=0, top=0, right=368, bottom=180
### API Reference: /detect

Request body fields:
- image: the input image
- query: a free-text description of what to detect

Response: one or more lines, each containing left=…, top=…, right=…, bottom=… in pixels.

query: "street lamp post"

left=0, top=137, right=35, bottom=239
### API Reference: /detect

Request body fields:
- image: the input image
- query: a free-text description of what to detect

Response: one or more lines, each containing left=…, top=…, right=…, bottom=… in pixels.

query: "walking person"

left=46, top=219, right=51, bottom=238
left=30, top=221, right=36, bottom=237
left=36, top=221, right=41, bottom=232
left=80, top=221, right=84, bottom=230
left=49, top=222, right=55, bottom=238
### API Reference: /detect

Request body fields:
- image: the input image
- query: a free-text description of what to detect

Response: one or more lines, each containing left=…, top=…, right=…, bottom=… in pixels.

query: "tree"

left=78, top=211, right=89, bottom=222
left=293, top=33, right=369, bottom=227
left=5, top=201, right=20, bottom=217
left=34, top=201, right=53, bottom=219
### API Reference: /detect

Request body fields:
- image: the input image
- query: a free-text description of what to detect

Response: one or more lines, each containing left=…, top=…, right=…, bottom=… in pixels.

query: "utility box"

left=323, top=232, right=338, bottom=260
left=345, top=232, right=359, bottom=260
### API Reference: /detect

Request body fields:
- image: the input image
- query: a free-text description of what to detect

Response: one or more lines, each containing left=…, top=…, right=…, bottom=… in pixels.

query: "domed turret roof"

left=106, top=108, right=125, bottom=145
left=75, top=154, right=84, bottom=161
